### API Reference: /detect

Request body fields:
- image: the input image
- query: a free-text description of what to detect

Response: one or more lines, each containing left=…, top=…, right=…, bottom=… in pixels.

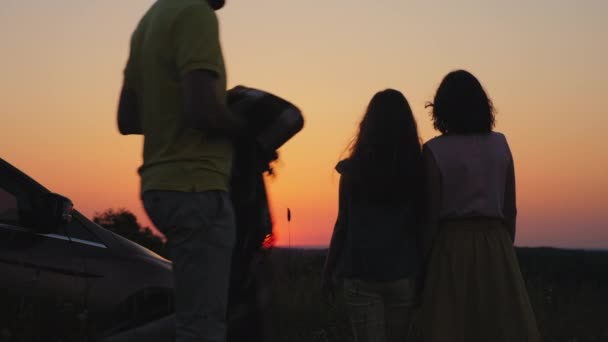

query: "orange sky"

left=1, top=1, right=607, bottom=248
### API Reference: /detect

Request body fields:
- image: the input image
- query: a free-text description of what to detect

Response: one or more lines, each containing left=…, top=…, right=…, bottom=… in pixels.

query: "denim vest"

left=336, top=160, right=421, bottom=281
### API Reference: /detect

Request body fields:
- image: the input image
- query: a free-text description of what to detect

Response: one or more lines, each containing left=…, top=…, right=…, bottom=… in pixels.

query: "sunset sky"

left=1, top=0, right=606, bottom=248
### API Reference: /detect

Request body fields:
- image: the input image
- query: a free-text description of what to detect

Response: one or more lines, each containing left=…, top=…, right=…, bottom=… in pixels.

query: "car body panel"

left=0, top=158, right=175, bottom=341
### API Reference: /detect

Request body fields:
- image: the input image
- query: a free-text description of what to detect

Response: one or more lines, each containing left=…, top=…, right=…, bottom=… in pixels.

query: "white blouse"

left=425, top=131, right=516, bottom=220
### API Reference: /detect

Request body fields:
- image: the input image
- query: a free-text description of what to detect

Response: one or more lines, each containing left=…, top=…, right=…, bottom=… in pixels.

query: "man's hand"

left=117, top=86, right=142, bottom=135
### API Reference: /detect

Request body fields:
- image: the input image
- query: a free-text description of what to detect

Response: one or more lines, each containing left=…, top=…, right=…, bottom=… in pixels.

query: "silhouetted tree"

left=93, top=208, right=169, bottom=259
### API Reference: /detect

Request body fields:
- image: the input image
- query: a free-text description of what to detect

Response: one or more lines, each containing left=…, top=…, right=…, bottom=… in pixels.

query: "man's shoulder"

left=131, top=0, right=217, bottom=56
left=141, top=0, right=215, bottom=27
left=155, top=0, right=216, bottom=20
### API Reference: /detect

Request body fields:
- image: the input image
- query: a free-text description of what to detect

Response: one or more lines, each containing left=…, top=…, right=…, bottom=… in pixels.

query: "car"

left=0, top=157, right=175, bottom=342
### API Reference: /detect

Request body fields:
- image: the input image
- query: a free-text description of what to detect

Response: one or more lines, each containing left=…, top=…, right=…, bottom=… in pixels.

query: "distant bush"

left=93, top=208, right=168, bottom=259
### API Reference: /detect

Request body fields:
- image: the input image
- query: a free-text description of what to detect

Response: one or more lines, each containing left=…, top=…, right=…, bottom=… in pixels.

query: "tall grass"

left=267, top=247, right=608, bottom=342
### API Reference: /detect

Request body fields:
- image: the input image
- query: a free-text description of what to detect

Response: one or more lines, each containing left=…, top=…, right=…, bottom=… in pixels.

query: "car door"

left=61, top=212, right=109, bottom=338
left=0, top=185, right=38, bottom=340
left=0, top=164, right=87, bottom=341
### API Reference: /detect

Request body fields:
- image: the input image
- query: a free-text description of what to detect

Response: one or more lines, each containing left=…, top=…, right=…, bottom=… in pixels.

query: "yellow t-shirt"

left=124, top=0, right=233, bottom=193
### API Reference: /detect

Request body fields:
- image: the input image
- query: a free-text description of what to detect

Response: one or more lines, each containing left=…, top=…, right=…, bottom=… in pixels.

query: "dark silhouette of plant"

left=93, top=208, right=168, bottom=259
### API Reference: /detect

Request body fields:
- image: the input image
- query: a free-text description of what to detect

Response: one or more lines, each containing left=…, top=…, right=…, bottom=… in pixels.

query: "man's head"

left=207, top=0, right=225, bottom=10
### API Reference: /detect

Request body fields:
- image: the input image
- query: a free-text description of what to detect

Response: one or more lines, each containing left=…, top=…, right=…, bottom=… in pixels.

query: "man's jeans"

left=344, top=278, right=415, bottom=342
left=143, top=190, right=236, bottom=342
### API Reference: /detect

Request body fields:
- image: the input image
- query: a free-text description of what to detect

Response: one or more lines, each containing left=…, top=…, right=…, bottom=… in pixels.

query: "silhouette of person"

left=323, top=89, right=424, bottom=342
left=225, top=85, right=304, bottom=342
left=117, top=1, right=241, bottom=341
left=417, top=70, right=541, bottom=341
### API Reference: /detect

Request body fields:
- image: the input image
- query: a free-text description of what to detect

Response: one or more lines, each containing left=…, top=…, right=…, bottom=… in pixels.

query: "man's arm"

left=181, top=70, right=242, bottom=137
left=117, top=85, right=142, bottom=135
left=117, top=21, right=142, bottom=136
left=175, top=5, right=242, bottom=137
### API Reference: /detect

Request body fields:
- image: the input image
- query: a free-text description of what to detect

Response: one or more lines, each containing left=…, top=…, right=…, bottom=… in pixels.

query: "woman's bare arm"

left=322, top=175, right=349, bottom=297
left=504, top=156, right=517, bottom=243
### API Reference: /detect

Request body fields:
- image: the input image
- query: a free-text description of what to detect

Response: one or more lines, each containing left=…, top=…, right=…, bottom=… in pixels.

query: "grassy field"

left=265, top=247, right=608, bottom=342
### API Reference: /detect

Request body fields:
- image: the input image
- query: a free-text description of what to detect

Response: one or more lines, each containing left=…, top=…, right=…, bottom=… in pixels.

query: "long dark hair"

left=345, top=89, right=422, bottom=204
left=427, top=70, right=495, bottom=134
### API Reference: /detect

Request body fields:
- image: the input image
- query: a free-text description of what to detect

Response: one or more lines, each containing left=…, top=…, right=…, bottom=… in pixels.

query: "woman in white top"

left=417, top=70, right=540, bottom=341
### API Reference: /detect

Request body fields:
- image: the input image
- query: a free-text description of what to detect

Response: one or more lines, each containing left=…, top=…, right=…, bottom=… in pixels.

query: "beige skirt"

left=414, top=219, right=541, bottom=342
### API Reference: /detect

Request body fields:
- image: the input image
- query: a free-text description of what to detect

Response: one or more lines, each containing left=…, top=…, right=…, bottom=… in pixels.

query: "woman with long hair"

left=418, top=70, right=540, bottom=341
left=322, top=89, right=424, bottom=342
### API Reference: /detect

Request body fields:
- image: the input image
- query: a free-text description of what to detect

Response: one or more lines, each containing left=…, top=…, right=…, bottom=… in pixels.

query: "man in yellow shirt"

left=117, top=0, right=241, bottom=341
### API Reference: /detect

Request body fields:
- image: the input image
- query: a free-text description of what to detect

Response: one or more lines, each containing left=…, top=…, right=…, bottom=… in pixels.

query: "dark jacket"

left=335, top=159, right=421, bottom=281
